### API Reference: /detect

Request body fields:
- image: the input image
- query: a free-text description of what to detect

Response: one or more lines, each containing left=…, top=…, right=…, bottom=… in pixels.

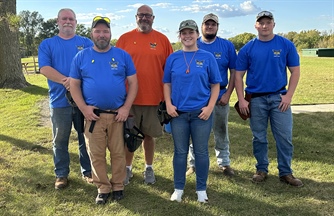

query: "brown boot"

left=280, top=174, right=303, bottom=187
left=219, top=166, right=235, bottom=176
left=252, top=171, right=267, bottom=183
left=55, top=177, right=68, bottom=189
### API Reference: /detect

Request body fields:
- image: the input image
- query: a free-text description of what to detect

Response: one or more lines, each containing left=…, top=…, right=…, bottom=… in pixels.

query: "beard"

left=202, top=32, right=217, bottom=40
left=137, top=21, right=152, bottom=32
left=94, top=38, right=110, bottom=50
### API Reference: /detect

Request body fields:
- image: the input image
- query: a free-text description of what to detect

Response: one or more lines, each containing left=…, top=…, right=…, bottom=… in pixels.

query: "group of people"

left=38, top=5, right=303, bottom=205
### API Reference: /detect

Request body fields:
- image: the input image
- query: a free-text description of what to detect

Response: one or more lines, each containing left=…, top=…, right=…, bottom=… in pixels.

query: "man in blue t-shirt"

left=186, top=13, right=237, bottom=177
left=235, top=11, right=303, bottom=187
left=70, top=16, right=138, bottom=204
left=38, top=8, right=93, bottom=189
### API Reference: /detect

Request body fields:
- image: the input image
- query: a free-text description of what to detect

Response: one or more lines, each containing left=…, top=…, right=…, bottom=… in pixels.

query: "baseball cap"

left=256, top=11, right=274, bottom=21
left=179, top=19, right=198, bottom=31
left=202, top=13, right=219, bottom=24
left=91, top=16, right=111, bottom=28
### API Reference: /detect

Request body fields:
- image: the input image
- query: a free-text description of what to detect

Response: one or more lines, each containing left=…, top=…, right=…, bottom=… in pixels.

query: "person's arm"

left=163, top=83, right=178, bottom=117
left=279, top=66, right=300, bottom=112
left=220, top=68, right=235, bottom=105
left=235, top=70, right=250, bottom=115
left=116, top=74, right=138, bottom=122
left=40, top=66, right=70, bottom=90
left=70, top=78, right=98, bottom=121
left=199, top=83, right=220, bottom=120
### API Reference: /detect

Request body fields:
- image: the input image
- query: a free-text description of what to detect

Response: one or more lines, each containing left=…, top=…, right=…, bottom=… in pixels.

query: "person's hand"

left=217, top=93, right=230, bottom=106
left=279, top=94, right=292, bottom=112
left=115, top=106, right=130, bottom=122
left=199, top=106, right=214, bottom=120
left=81, top=105, right=99, bottom=121
left=62, top=77, right=70, bottom=90
left=239, top=99, right=250, bottom=116
left=167, top=104, right=179, bottom=117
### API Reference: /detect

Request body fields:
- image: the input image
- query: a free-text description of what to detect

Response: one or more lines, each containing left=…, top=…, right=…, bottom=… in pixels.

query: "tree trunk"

left=0, top=0, right=29, bottom=88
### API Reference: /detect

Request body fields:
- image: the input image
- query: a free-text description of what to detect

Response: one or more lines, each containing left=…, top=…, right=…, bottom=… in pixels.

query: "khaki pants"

left=84, top=113, right=125, bottom=193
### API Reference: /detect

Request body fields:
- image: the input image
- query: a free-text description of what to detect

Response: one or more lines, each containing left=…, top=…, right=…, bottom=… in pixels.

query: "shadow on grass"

left=20, top=84, right=48, bottom=96
left=0, top=133, right=51, bottom=154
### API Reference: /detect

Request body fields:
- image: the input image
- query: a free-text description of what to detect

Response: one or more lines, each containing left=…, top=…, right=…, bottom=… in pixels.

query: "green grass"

left=0, top=57, right=333, bottom=216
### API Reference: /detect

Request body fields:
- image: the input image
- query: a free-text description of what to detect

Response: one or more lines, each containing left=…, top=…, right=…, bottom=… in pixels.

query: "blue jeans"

left=188, top=104, right=230, bottom=167
left=171, top=110, right=213, bottom=191
left=250, top=94, right=294, bottom=177
left=51, top=107, right=91, bottom=178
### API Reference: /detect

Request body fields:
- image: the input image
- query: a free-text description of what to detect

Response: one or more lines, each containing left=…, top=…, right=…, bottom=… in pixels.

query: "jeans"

left=51, top=106, right=91, bottom=178
left=249, top=94, right=294, bottom=177
left=189, top=104, right=230, bottom=167
left=171, top=110, right=213, bottom=191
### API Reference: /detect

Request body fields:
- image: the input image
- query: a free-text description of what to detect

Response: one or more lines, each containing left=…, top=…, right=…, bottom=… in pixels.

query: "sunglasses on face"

left=257, top=11, right=273, bottom=18
left=136, top=13, right=153, bottom=19
left=93, top=16, right=111, bottom=24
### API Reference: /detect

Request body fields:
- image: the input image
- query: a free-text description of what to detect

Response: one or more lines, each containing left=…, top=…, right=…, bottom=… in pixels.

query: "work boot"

left=252, top=171, right=267, bottom=183
left=280, top=174, right=303, bottom=187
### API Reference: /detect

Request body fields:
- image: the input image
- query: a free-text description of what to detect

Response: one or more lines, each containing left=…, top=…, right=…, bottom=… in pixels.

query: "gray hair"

left=57, top=8, right=76, bottom=19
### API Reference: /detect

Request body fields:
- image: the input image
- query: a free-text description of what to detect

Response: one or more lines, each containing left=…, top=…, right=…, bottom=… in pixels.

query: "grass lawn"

left=0, top=56, right=333, bottom=215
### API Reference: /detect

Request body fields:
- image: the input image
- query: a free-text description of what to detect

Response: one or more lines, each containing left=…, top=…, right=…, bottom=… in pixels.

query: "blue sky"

left=17, top=0, right=333, bottom=43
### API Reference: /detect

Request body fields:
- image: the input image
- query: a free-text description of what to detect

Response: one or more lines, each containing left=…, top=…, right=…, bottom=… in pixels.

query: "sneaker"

left=95, top=193, right=110, bottom=205
left=197, top=191, right=208, bottom=203
left=124, top=168, right=133, bottom=185
left=55, top=177, right=68, bottom=189
left=83, top=173, right=93, bottom=184
left=186, top=167, right=196, bottom=176
left=112, top=190, right=124, bottom=201
left=252, top=171, right=268, bottom=183
left=170, top=189, right=183, bottom=202
left=280, top=174, right=303, bottom=187
left=143, top=167, right=156, bottom=184
left=219, top=165, right=235, bottom=176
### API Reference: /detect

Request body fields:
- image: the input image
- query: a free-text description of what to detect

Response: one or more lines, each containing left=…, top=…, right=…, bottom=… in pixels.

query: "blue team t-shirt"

left=70, top=47, right=136, bottom=110
left=163, top=49, right=222, bottom=112
left=38, top=35, right=93, bottom=108
left=236, top=35, right=299, bottom=94
left=197, top=36, right=237, bottom=98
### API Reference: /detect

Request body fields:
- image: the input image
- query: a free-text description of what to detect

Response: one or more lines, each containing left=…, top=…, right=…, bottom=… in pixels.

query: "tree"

left=19, top=10, right=43, bottom=56
left=0, top=0, right=29, bottom=89
left=36, top=18, right=58, bottom=46
left=76, top=24, right=90, bottom=38
left=229, top=33, right=256, bottom=50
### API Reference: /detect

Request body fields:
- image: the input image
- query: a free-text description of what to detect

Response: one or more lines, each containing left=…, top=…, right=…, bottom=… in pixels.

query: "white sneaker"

left=197, top=190, right=208, bottom=203
left=170, top=189, right=183, bottom=202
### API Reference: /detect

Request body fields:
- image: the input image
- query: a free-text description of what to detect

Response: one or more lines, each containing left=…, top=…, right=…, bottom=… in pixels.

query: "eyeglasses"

left=136, top=13, right=153, bottom=19
left=257, top=11, right=273, bottom=19
left=93, top=16, right=111, bottom=24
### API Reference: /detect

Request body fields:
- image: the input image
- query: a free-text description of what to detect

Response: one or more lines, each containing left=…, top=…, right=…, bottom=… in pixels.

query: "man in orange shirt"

left=116, top=4, right=173, bottom=185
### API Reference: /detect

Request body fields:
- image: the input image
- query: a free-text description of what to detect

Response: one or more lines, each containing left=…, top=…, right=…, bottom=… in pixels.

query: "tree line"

left=19, top=10, right=334, bottom=57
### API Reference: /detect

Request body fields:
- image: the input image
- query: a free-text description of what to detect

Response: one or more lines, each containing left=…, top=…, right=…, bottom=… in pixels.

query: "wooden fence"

left=21, top=56, right=39, bottom=74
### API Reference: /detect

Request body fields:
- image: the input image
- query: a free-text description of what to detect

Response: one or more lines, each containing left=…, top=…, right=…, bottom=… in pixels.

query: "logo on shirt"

left=195, top=59, right=204, bottom=68
left=110, top=58, right=118, bottom=70
left=150, top=42, right=157, bottom=49
left=214, top=52, right=222, bottom=59
left=77, top=45, right=85, bottom=51
left=272, top=49, right=282, bottom=57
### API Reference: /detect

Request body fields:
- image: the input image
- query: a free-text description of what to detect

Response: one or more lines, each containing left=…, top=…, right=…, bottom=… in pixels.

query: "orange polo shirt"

left=116, top=29, right=173, bottom=106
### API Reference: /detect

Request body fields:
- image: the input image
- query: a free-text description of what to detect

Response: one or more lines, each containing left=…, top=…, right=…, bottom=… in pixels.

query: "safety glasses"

left=93, top=16, right=111, bottom=24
